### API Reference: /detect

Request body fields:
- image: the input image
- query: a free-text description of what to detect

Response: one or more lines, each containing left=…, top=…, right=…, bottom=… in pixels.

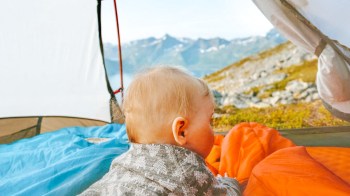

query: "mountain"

left=103, top=29, right=287, bottom=77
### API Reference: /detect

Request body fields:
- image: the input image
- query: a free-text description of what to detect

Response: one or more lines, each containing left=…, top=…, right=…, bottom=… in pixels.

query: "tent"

left=0, top=1, right=127, bottom=194
left=1, top=0, right=350, bottom=195
left=0, top=0, right=124, bottom=144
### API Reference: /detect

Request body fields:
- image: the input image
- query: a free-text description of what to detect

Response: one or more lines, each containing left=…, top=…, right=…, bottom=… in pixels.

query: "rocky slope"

left=204, top=41, right=319, bottom=108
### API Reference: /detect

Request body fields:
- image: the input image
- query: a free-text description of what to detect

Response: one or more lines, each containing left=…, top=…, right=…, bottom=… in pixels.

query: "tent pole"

left=113, top=0, right=124, bottom=100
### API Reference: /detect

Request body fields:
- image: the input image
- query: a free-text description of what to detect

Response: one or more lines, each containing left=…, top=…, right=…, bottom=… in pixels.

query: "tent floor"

left=279, top=126, right=350, bottom=147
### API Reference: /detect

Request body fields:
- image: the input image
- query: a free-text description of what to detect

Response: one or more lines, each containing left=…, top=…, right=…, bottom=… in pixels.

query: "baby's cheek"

left=208, top=128, right=215, bottom=142
left=203, top=144, right=214, bottom=159
left=205, top=133, right=215, bottom=154
left=210, top=133, right=215, bottom=148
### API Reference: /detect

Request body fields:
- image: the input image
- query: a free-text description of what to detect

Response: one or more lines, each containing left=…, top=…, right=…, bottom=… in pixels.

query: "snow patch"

left=206, top=47, right=218, bottom=52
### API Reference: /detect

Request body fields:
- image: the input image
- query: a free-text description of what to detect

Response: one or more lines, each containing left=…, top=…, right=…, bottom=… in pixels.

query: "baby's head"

left=123, top=66, right=215, bottom=158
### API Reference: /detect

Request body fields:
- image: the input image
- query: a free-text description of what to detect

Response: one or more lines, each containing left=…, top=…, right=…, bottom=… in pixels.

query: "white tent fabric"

left=253, top=0, right=350, bottom=121
left=0, top=0, right=111, bottom=122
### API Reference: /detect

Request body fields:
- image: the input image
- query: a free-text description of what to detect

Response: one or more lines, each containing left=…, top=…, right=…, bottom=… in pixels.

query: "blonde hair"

left=122, top=66, right=213, bottom=142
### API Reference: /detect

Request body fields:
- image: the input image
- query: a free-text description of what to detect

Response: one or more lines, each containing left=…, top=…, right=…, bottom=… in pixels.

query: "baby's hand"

left=216, top=173, right=229, bottom=177
left=217, top=173, right=238, bottom=181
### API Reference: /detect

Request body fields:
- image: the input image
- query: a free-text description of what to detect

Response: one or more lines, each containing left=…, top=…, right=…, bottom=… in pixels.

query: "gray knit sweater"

left=80, top=143, right=241, bottom=196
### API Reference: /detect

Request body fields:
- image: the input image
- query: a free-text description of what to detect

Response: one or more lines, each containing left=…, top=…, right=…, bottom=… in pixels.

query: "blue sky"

left=101, top=0, right=273, bottom=43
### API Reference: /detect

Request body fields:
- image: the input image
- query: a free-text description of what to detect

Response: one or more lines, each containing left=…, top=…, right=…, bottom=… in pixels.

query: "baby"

left=81, top=66, right=241, bottom=195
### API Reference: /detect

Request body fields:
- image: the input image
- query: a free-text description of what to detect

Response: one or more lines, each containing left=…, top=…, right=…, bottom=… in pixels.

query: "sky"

left=101, top=0, right=273, bottom=43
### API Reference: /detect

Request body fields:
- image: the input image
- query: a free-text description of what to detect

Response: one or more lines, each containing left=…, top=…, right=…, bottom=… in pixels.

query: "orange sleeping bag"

left=206, top=122, right=350, bottom=195
left=306, top=147, right=350, bottom=185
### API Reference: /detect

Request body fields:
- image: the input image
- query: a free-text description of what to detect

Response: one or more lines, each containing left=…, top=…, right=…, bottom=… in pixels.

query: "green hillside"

left=213, top=100, right=350, bottom=132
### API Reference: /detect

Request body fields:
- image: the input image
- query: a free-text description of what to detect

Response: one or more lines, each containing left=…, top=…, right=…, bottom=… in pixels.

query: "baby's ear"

left=172, top=117, right=188, bottom=145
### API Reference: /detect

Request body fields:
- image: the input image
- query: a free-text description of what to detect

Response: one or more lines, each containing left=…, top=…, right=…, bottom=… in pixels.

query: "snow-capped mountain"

left=103, top=28, right=286, bottom=77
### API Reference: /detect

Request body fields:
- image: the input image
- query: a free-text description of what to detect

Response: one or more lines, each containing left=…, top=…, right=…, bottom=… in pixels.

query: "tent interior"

left=0, top=0, right=124, bottom=144
left=0, top=0, right=349, bottom=195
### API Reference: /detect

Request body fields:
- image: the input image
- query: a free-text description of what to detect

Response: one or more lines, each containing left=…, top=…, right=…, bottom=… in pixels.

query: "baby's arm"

left=216, top=176, right=241, bottom=196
